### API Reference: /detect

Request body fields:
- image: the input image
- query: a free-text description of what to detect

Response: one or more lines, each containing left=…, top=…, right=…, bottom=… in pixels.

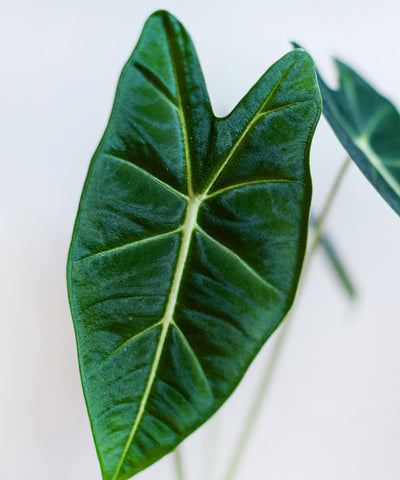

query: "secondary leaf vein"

left=171, top=322, right=212, bottom=394
left=77, top=227, right=183, bottom=263
left=205, top=178, right=304, bottom=200
left=101, top=321, right=163, bottom=366
left=196, top=225, right=283, bottom=296
left=134, top=61, right=179, bottom=110
left=104, top=153, right=189, bottom=200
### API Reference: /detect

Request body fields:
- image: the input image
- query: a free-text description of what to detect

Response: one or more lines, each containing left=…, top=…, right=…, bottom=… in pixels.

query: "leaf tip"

left=291, top=41, right=302, bottom=50
left=288, top=44, right=316, bottom=68
left=143, top=9, right=182, bottom=31
left=148, top=9, right=175, bottom=19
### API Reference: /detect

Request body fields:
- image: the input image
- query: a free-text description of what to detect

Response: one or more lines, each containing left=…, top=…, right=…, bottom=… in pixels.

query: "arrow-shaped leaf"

left=317, top=59, right=400, bottom=216
left=67, top=11, right=321, bottom=480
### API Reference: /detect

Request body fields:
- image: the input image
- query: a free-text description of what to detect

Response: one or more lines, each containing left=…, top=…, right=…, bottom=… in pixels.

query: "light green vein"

left=77, top=227, right=183, bottom=263
left=163, top=19, right=193, bottom=196
left=203, top=61, right=296, bottom=195
left=134, top=61, right=179, bottom=111
left=205, top=178, right=304, bottom=200
left=361, top=105, right=392, bottom=137
left=383, top=158, right=400, bottom=168
left=171, top=321, right=212, bottom=395
left=355, top=135, right=400, bottom=198
left=104, top=153, right=189, bottom=201
left=257, top=100, right=304, bottom=118
left=195, top=225, right=283, bottom=296
left=345, top=75, right=362, bottom=127
left=101, top=321, right=163, bottom=366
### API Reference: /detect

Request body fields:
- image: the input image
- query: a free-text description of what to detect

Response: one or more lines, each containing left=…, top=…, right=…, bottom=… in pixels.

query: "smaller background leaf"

left=317, top=58, right=400, bottom=217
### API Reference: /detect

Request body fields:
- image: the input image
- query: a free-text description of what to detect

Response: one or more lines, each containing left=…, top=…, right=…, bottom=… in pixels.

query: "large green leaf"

left=317, top=59, right=400, bottom=216
left=67, top=11, right=321, bottom=480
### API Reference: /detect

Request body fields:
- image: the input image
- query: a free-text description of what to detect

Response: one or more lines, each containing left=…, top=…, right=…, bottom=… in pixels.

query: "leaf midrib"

left=111, top=195, right=201, bottom=480
left=163, top=14, right=193, bottom=196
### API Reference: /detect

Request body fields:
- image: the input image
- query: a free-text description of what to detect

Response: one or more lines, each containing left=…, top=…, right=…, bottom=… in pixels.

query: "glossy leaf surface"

left=67, top=11, right=321, bottom=480
left=318, top=59, right=400, bottom=216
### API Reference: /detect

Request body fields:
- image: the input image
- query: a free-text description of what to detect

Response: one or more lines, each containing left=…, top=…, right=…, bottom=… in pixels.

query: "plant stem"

left=309, top=212, right=356, bottom=299
left=204, top=414, right=220, bottom=480
left=223, top=156, right=351, bottom=480
left=307, top=156, right=351, bottom=261
left=224, top=317, right=291, bottom=480
left=173, top=448, right=185, bottom=480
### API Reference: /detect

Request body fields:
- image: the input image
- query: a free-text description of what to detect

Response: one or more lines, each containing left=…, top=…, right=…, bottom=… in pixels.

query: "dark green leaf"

left=67, top=11, right=321, bottom=480
left=318, top=58, right=400, bottom=216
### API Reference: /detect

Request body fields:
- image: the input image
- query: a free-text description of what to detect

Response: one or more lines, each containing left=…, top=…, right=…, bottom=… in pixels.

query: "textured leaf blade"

left=67, top=11, right=321, bottom=480
left=317, top=59, right=400, bottom=216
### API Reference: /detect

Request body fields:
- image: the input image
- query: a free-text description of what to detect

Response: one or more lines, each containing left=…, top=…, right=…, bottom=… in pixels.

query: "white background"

left=2, top=1, right=400, bottom=479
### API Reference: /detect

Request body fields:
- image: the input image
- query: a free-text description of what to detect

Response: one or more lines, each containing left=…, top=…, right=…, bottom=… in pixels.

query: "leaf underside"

left=67, top=11, right=321, bottom=480
left=317, top=59, right=400, bottom=217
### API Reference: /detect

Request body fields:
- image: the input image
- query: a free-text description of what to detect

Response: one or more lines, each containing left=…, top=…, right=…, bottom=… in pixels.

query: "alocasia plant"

left=317, top=59, right=400, bottom=217
left=67, top=10, right=321, bottom=480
